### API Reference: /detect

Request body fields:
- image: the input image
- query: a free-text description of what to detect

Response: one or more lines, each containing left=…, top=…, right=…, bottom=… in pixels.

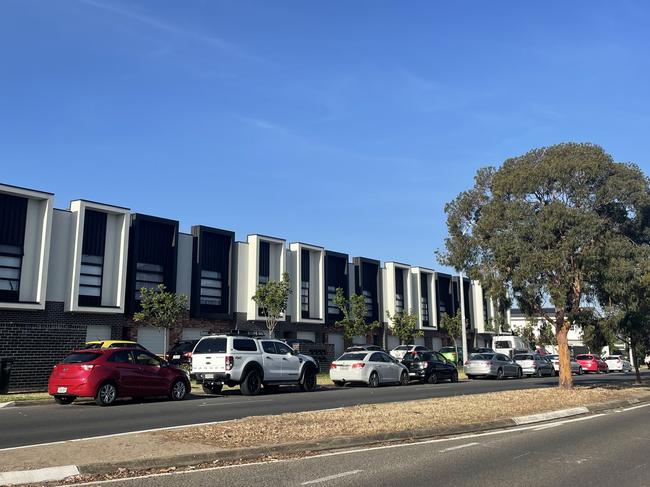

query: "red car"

left=48, top=348, right=191, bottom=406
left=575, top=354, right=609, bottom=374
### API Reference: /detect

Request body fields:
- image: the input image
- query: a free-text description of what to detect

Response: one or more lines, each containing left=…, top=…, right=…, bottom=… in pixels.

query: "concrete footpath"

left=1, top=394, right=649, bottom=486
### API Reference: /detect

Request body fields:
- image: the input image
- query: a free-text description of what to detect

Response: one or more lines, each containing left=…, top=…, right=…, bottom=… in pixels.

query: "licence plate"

left=57, top=387, right=67, bottom=394
left=172, top=355, right=181, bottom=359
left=204, top=373, right=214, bottom=379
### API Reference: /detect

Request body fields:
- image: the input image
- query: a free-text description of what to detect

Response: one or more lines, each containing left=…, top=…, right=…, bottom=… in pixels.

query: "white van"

left=493, top=335, right=530, bottom=358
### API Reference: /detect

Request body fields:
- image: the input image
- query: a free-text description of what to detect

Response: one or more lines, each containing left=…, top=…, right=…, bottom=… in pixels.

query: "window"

left=0, top=245, right=22, bottom=300
left=395, top=269, right=404, bottom=313
left=108, top=350, right=133, bottom=363
left=79, top=254, right=103, bottom=304
left=337, top=353, right=368, bottom=361
left=301, top=249, right=310, bottom=318
left=200, top=270, right=222, bottom=306
left=63, top=352, right=101, bottom=363
left=327, top=286, right=339, bottom=315
left=134, top=351, right=161, bottom=366
left=420, top=274, right=429, bottom=326
left=193, top=338, right=227, bottom=354
left=259, top=241, right=270, bottom=284
left=275, top=342, right=293, bottom=355
left=363, top=290, right=373, bottom=318
left=369, top=353, right=384, bottom=362
left=261, top=341, right=276, bottom=354
left=135, top=262, right=164, bottom=299
left=233, top=339, right=257, bottom=352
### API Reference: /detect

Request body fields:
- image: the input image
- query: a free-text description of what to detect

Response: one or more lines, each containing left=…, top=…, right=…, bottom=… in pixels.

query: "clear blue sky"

left=1, top=1, right=649, bottom=272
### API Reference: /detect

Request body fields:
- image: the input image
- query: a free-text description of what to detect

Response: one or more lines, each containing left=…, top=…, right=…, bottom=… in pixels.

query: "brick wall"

left=0, top=302, right=127, bottom=392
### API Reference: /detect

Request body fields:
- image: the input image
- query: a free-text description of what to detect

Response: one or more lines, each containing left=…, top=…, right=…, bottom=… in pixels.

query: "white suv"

left=191, top=334, right=319, bottom=396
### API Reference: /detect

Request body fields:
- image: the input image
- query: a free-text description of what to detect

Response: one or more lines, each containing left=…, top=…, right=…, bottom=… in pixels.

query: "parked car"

left=330, top=351, right=409, bottom=388
left=545, top=354, right=584, bottom=375
left=439, top=347, right=464, bottom=364
left=401, top=351, right=458, bottom=384
left=575, top=354, right=609, bottom=373
left=191, top=334, right=319, bottom=395
left=346, top=344, right=384, bottom=352
left=84, top=340, right=146, bottom=350
left=166, top=340, right=198, bottom=367
left=645, top=353, right=650, bottom=369
left=513, top=353, right=555, bottom=377
left=603, top=355, right=633, bottom=373
left=389, top=344, right=429, bottom=360
left=471, top=347, right=495, bottom=354
left=464, top=353, right=523, bottom=380
left=48, top=348, right=190, bottom=406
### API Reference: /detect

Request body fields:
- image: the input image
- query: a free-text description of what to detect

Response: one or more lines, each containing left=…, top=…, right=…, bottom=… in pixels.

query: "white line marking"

left=0, top=465, right=79, bottom=486
left=512, top=452, right=531, bottom=460
left=513, top=407, right=589, bottom=425
left=197, top=399, right=273, bottom=407
left=0, top=401, right=15, bottom=409
left=533, top=423, right=562, bottom=431
left=439, top=442, right=479, bottom=452
left=301, top=470, right=363, bottom=485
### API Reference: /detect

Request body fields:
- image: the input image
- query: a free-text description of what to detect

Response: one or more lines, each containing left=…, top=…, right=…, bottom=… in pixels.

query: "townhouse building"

left=0, top=183, right=489, bottom=391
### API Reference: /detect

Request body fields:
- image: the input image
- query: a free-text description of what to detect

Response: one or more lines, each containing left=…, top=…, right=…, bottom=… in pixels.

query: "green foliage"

left=538, top=322, right=557, bottom=347
left=252, top=272, right=292, bottom=337
left=484, top=318, right=495, bottom=333
left=333, top=288, right=381, bottom=341
left=133, top=284, right=187, bottom=329
left=438, top=142, right=650, bottom=388
left=440, top=311, right=462, bottom=342
left=386, top=310, right=422, bottom=344
left=517, top=322, right=536, bottom=349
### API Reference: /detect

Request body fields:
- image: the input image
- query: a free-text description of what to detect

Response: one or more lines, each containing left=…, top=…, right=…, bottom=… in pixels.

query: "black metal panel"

left=324, top=251, right=349, bottom=325
left=395, top=268, right=404, bottom=295
left=463, top=278, right=472, bottom=328
left=190, top=225, right=234, bottom=319
left=125, top=214, right=179, bottom=314
left=436, top=273, right=454, bottom=324
left=300, top=249, right=310, bottom=319
left=259, top=241, right=270, bottom=280
left=353, top=257, right=380, bottom=323
left=420, top=273, right=429, bottom=326
left=81, top=210, right=107, bottom=257
left=0, top=193, right=28, bottom=247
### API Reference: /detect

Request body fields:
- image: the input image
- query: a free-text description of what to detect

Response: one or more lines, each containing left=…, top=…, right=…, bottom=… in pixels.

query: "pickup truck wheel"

left=300, top=368, right=317, bottom=392
left=240, top=369, right=262, bottom=396
left=202, top=384, right=223, bottom=395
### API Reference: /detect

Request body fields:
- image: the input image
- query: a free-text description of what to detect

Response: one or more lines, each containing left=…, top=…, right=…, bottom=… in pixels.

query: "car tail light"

left=352, top=362, right=365, bottom=369
left=183, top=352, right=192, bottom=358
left=81, top=364, right=95, bottom=371
left=330, top=363, right=337, bottom=369
left=225, top=355, right=234, bottom=371
left=421, top=362, right=428, bottom=368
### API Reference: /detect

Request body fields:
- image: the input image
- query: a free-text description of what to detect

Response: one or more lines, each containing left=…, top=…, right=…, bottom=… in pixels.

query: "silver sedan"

left=465, top=353, right=522, bottom=379
left=545, top=354, right=584, bottom=375
left=330, top=351, right=409, bottom=388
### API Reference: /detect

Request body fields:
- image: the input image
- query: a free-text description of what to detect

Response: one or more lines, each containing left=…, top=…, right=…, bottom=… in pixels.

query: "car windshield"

left=469, top=353, right=493, bottom=360
left=494, top=341, right=511, bottom=348
left=62, top=352, right=101, bottom=363
left=576, top=355, right=592, bottom=360
left=337, top=353, right=368, bottom=361
left=193, top=338, right=227, bottom=354
left=173, top=342, right=196, bottom=353
left=83, top=343, right=102, bottom=349
left=514, top=354, right=534, bottom=360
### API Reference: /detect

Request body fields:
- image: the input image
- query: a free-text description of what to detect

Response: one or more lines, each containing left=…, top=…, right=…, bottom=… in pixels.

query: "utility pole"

left=459, top=272, right=468, bottom=365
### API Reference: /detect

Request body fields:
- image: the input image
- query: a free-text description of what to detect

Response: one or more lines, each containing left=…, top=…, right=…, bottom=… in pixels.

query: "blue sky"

left=1, top=1, right=649, bottom=271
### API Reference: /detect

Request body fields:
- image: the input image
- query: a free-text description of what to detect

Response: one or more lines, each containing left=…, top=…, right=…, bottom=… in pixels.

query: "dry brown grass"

left=162, top=385, right=649, bottom=449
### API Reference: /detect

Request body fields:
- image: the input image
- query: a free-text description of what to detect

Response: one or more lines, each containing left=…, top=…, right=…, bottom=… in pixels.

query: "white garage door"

left=181, top=328, right=209, bottom=341
left=86, top=325, right=111, bottom=342
left=137, top=327, right=168, bottom=355
left=414, top=336, right=425, bottom=346
left=387, top=335, right=400, bottom=351
left=431, top=337, right=443, bottom=351
left=327, top=333, right=344, bottom=357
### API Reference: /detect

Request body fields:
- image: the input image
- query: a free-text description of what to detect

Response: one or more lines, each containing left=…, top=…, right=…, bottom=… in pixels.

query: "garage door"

left=297, top=331, right=316, bottom=342
left=181, top=328, right=209, bottom=341
left=137, top=327, right=168, bottom=355
left=327, top=333, right=344, bottom=357
left=431, top=337, right=443, bottom=351
left=387, top=335, right=400, bottom=351
left=86, top=325, right=111, bottom=342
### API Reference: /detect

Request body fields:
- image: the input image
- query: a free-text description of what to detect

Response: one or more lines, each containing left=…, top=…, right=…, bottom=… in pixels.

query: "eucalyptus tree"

left=439, top=143, right=649, bottom=389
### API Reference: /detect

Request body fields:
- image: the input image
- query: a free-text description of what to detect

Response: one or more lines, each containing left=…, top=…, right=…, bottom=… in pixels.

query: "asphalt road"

left=94, top=401, right=650, bottom=487
left=0, top=371, right=646, bottom=449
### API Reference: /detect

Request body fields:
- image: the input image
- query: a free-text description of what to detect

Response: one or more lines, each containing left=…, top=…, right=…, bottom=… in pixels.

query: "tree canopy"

left=386, top=310, right=422, bottom=345
left=252, top=272, right=292, bottom=337
left=334, top=288, right=381, bottom=341
left=439, top=142, right=650, bottom=388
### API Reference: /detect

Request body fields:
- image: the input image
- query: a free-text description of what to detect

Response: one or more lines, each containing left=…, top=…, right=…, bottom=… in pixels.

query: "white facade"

left=509, top=309, right=585, bottom=349
left=288, top=242, right=325, bottom=323
left=382, top=262, right=414, bottom=323
left=0, top=184, right=54, bottom=310
left=65, top=200, right=130, bottom=313
left=244, top=234, right=286, bottom=321
left=412, top=267, right=437, bottom=330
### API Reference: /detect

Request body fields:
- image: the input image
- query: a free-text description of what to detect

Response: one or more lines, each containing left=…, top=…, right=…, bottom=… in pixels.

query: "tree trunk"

left=555, top=309, right=573, bottom=389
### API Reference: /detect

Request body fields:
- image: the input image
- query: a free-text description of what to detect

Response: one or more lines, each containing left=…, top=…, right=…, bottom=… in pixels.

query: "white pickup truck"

left=191, top=334, right=319, bottom=396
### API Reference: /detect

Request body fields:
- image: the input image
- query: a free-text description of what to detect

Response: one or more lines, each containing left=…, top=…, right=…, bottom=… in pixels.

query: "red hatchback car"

left=48, top=348, right=191, bottom=406
left=575, top=354, right=609, bottom=374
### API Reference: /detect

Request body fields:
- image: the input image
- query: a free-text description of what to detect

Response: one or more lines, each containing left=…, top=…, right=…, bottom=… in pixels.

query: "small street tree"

left=438, top=142, right=649, bottom=389
left=386, top=310, right=422, bottom=345
left=440, top=311, right=462, bottom=363
left=133, top=284, right=188, bottom=353
left=517, top=321, right=536, bottom=350
left=333, top=288, right=380, bottom=342
left=252, top=272, right=292, bottom=338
